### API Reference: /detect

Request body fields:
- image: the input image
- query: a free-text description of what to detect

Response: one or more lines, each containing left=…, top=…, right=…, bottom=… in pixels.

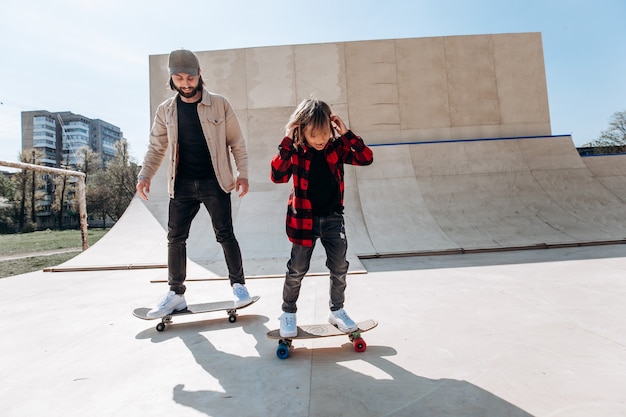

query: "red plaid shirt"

left=270, top=131, right=373, bottom=246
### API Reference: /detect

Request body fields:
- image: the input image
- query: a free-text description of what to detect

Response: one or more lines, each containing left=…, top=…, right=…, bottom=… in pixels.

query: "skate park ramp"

left=353, top=135, right=626, bottom=255
left=53, top=134, right=626, bottom=277
left=58, top=32, right=626, bottom=277
left=2, top=33, right=626, bottom=416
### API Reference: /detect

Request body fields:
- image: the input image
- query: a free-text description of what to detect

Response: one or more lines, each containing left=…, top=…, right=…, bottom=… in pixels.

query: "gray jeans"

left=282, top=213, right=349, bottom=313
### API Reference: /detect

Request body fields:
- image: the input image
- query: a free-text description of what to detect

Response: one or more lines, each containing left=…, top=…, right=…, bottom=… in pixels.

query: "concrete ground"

left=1, top=243, right=625, bottom=417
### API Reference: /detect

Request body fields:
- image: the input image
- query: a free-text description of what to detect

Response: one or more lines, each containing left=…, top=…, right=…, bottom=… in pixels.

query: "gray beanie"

left=168, top=49, right=200, bottom=76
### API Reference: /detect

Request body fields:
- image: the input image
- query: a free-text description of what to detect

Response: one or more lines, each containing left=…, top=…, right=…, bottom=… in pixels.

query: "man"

left=136, top=48, right=251, bottom=318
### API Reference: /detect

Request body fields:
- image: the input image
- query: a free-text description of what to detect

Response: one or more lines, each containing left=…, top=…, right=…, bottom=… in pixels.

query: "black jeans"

left=282, top=213, right=349, bottom=313
left=167, top=178, right=244, bottom=294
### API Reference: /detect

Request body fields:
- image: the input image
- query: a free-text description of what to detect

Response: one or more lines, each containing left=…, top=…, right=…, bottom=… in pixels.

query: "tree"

left=0, top=173, right=15, bottom=199
left=85, top=140, right=139, bottom=226
left=105, top=140, right=140, bottom=220
left=48, top=147, right=100, bottom=230
left=0, top=173, right=16, bottom=233
left=30, top=151, right=36, bottom=223
left=86, top=169, right=114, bottom=228
left=76, top=146, right=101, bottom=185
left=50, top=172, right=77, bottom=230
left=590, top=110, right=626, bottom=153
left=12, top=149, right=43, bottom=231
left=49, top=151, right=73, bottom=229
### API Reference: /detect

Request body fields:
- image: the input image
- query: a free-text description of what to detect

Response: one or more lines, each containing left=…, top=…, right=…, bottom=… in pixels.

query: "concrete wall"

left=149, top=32, right=551, bottom=146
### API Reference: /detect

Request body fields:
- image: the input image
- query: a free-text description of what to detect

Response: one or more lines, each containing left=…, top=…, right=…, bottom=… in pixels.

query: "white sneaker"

left=233, top=283, right=252, bottom=308
left=279, top=312, right=297, bottom=338
left=146, top=291, right=187, bottom=318
left=329, top=308, right=358, bottom=333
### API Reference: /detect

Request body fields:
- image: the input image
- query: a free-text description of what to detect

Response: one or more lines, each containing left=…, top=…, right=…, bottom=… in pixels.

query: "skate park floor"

left=1, top=243, right=625, bottom=417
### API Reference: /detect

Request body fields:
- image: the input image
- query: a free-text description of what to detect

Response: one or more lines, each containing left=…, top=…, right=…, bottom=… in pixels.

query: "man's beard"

left=174, top=78, right=202, bottom=98
left=176, top=84, right=201, bottom=98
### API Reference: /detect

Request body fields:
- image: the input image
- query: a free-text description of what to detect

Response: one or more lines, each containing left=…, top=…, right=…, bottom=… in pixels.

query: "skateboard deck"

left=133, top=295, right=260, bottom=331
left=266, top=319, right=377, bottom=359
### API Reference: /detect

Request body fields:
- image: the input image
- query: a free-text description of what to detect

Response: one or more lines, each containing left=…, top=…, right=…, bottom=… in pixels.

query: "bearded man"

left=136, top=49, right=252, bottom=317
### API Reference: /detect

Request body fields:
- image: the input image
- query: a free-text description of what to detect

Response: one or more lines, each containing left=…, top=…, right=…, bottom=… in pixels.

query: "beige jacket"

left=138, top=88, right=248, bottom=198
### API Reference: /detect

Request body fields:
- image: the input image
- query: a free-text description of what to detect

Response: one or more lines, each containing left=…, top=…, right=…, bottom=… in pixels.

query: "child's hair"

left=286, top=98, right=336, bottom=145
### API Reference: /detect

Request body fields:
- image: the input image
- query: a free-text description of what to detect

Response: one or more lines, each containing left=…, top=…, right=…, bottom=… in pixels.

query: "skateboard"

left=266, top=319, right=377, bottom=359
left=133, top=296, right=260, bottom=332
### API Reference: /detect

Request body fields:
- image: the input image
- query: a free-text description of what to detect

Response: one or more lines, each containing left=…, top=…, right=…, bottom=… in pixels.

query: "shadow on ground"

left=136, top=314, right=532, bottom=417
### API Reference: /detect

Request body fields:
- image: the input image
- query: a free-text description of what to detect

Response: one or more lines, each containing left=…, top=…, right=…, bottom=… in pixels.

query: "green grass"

left=0, top=253, right=80, bottom=278
left=0, top=229, right=109, bottom=278
left=0, top=229, right=108, bottom=256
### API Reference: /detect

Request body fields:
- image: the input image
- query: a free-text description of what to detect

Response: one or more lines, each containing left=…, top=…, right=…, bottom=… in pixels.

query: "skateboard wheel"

left=228, top=314, right=237, bottom=323
left=156, top=322, right=166, bottom=332
left=276, top=342, right=290, bottom=359
left=353, top=337, right=366, bottom=352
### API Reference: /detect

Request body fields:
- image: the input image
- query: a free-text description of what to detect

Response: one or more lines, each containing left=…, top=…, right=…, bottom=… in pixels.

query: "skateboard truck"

left=276, top=330, right=367, bottom=359
left=133, top=296, right=260, bottom=332
left=154, top=307, right=237, bottom=332
left=267, top=320, right=377, bottom=359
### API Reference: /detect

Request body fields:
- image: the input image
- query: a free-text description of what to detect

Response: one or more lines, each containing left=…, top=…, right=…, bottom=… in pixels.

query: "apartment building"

left=20, top=110, right=124, bottom=228
left=21, top=110, right=123, bottom=168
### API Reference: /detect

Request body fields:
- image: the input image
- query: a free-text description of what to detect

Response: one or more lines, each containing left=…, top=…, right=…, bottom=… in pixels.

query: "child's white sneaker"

left=232, top=283, right=252, bottom=308
left=279, top=312, right=297, bottom=338
left=329, top=308, right=358, bottom=333
left=146, top=291, right=187, bottom=318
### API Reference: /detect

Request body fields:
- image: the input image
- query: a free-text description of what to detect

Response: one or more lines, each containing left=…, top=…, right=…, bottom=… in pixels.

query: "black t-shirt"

left=176, top=95, right=216, bottom=180
left=308, top=148, right=341, bottom=216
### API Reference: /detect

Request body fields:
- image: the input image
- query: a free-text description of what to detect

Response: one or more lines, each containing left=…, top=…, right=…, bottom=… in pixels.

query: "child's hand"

left=286, top=124, right=302, bottom=148
left=285, top=124, right=296, bottom=138
left=330, top=115, right=349, bottom=136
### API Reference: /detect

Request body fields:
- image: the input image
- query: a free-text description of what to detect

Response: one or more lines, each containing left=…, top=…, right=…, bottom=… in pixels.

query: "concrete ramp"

left=57, top=33, right=626, bottom=275
left=59, top=133, right=626, bottom=277
left=582, top=153, right=626, bottom=201
left=59, top=139, right=367, bottom=278
left=355, top=135, right=626, bottom=257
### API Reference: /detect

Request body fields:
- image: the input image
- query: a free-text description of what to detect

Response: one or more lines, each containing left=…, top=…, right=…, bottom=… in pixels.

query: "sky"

left=0, top=0, right=624, bottom=166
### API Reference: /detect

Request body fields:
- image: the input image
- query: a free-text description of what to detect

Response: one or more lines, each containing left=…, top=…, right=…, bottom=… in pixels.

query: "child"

left=270, top=98, right=374, bottom=337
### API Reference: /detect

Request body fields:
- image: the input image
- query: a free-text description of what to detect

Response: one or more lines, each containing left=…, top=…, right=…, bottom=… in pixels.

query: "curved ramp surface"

left=354, top=135, right=626, bottom=256
left=60, top=134, right=626, bottom=275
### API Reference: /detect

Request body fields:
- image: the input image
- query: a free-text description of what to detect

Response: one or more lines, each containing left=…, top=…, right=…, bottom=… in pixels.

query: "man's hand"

left=136, top=177, right=151, bottom=200
left=236, top=177, right=249, bottom=198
